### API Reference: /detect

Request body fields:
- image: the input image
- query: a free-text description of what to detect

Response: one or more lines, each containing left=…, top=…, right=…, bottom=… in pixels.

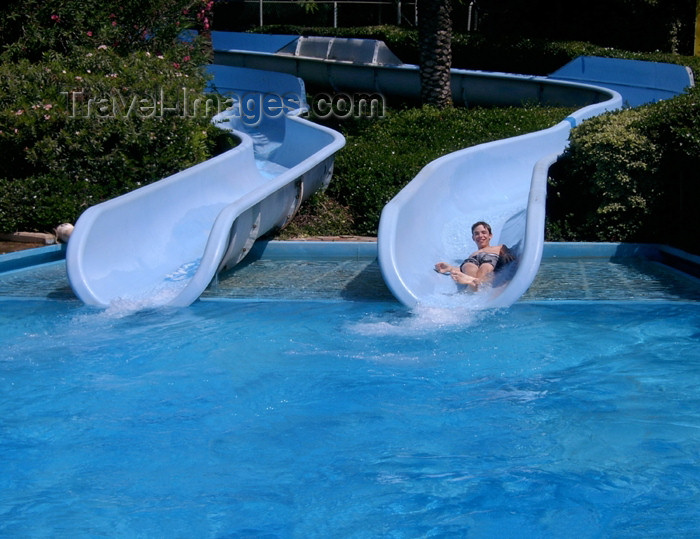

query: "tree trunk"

left=418, top=0, right=453, bottom=107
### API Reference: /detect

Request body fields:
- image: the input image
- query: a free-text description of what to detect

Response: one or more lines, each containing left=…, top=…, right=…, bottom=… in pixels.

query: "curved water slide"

left=67, top=65, right=345, bottom=307
left=378, top=57, right=694, bottom=308
left=212, top=32, right=694, bottom=308
left=212, top=33, right=615, bottom=108
left=377, top=102, right=615, bottom=309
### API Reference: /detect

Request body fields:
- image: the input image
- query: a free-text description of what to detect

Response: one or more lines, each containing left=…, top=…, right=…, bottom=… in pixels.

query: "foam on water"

left=92, top=258, right=205, bottom=317
left=347, top=303, right=490, bottom=336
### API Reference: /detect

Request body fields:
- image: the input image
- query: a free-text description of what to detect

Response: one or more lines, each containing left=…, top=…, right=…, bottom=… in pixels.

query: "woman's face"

left=472, top=224, right=492, bottom=249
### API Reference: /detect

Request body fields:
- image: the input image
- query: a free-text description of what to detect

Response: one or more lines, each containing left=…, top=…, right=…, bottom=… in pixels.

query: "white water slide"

left=66, top=65, right=345, bottom=307
left=377, top=57, right=694, bottom=308
left=213, top=32, right=694, bottom=308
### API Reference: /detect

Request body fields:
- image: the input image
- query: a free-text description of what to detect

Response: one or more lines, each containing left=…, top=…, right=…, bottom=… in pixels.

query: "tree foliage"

left=0, top=0, right=229, bottom=233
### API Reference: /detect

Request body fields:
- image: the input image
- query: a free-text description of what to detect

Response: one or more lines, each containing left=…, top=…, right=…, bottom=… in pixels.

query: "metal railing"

left=243, top=0, right=418, bottom=28
left=241, top=0, right=480, bottom=33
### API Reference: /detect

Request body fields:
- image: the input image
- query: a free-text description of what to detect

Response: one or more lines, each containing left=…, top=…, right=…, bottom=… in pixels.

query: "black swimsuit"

left=462, top=251, right=500, bottom=269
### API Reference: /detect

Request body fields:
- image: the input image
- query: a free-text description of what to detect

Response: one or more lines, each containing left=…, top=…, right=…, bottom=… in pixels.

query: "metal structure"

left=247, top=0, right=418, bottom=28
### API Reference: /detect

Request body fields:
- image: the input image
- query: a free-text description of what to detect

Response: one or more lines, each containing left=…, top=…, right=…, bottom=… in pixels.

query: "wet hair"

left=471, top=221, right=492, bottom=234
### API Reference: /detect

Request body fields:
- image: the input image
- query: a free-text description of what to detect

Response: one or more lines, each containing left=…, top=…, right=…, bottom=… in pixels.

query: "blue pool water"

left=1, top=247, right=699, bottom=537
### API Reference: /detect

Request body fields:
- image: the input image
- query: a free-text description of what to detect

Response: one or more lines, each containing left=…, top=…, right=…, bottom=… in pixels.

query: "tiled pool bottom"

left=205, top=256, right=700, bottom=302
left=0, top=242, right=698, bottom=302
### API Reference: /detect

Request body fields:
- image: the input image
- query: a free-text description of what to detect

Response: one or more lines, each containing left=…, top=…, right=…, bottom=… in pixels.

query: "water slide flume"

left=377, top=99, right=620, bottom=310
left=378, top=57, right=693, bottom=308
left=66, top=66, right=345, bottom=308
left=212, top=33, right=615, bottom=108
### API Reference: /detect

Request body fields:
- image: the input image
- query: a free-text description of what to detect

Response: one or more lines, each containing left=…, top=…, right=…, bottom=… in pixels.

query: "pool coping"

left=1, top=241, right=698, bottom=279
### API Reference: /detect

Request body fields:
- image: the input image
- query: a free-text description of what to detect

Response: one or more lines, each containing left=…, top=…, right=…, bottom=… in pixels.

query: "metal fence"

left=243, top=0, right=417, bottom=28
left=235, top=0, right=481, bottom=33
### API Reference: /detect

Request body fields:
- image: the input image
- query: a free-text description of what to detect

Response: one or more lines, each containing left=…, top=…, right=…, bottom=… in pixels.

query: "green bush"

left=549, top=86, right=700, bottom=252
left=0, top=0, right=232, bottom=234
left=0, top=0, right=214, bottom=62
left=547, top=110, right=661, bottom=241
left=0, top=47, right=230, bottom=232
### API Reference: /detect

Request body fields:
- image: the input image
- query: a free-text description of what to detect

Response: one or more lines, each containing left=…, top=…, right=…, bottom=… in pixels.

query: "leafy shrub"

left=0, top=46, right=230, bottom=232
left=547, top=110, right=661, bottom=241
left=549, top=86, right=700, bottom=252
left=0, top=0, right=231, bottom=233
left=0, top=0, right=214, bottom=62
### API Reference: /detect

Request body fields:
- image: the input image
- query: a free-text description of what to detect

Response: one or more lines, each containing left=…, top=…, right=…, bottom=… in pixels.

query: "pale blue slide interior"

left=377, top=56, right=693, bottom=308
left=66, top=65, right=345, bottom=308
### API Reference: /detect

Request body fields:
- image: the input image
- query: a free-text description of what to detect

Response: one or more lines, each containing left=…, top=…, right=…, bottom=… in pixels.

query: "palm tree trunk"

left=418, top=0, right=453, bottom=107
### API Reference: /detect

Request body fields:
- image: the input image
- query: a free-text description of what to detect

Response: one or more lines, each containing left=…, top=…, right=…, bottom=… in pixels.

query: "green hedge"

left=0, top=0, right=213, bottom=61
left=0, top=46, right=231, bottom=233
left=0, top=0, right=231, bottom=234
left=548, top=88, right=700, bottom=253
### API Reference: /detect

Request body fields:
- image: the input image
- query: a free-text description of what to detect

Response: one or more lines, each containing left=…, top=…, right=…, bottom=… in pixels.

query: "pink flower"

left=86, top=31, right=93, bottom=37
left=51, top=14, right=60, bottom=21
left=183, top=55, right=191, bottom=63
left=43, top=103, right=53, bottom=110
left=112, top=20, right=117, bottom=26
left=15, top=109, right=24, bottom=115
left=173, top=62, right=180, bottom=69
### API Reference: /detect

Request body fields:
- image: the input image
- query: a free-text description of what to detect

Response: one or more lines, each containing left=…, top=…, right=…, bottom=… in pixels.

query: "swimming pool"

left=1, top=243, right=698, bottom=537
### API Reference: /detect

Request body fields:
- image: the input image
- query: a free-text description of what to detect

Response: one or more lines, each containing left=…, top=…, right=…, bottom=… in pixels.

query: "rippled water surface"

left=1, top=295, right=699, bottom=537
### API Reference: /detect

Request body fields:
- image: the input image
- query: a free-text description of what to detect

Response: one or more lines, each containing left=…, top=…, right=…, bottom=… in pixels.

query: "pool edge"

left=1, top=241, right=698, bottom=278
left=0, top=244, right=66, bottom=273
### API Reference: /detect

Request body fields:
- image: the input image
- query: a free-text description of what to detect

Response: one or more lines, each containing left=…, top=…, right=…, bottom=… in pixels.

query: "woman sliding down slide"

left=434, top=221, right=515, bottom=291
